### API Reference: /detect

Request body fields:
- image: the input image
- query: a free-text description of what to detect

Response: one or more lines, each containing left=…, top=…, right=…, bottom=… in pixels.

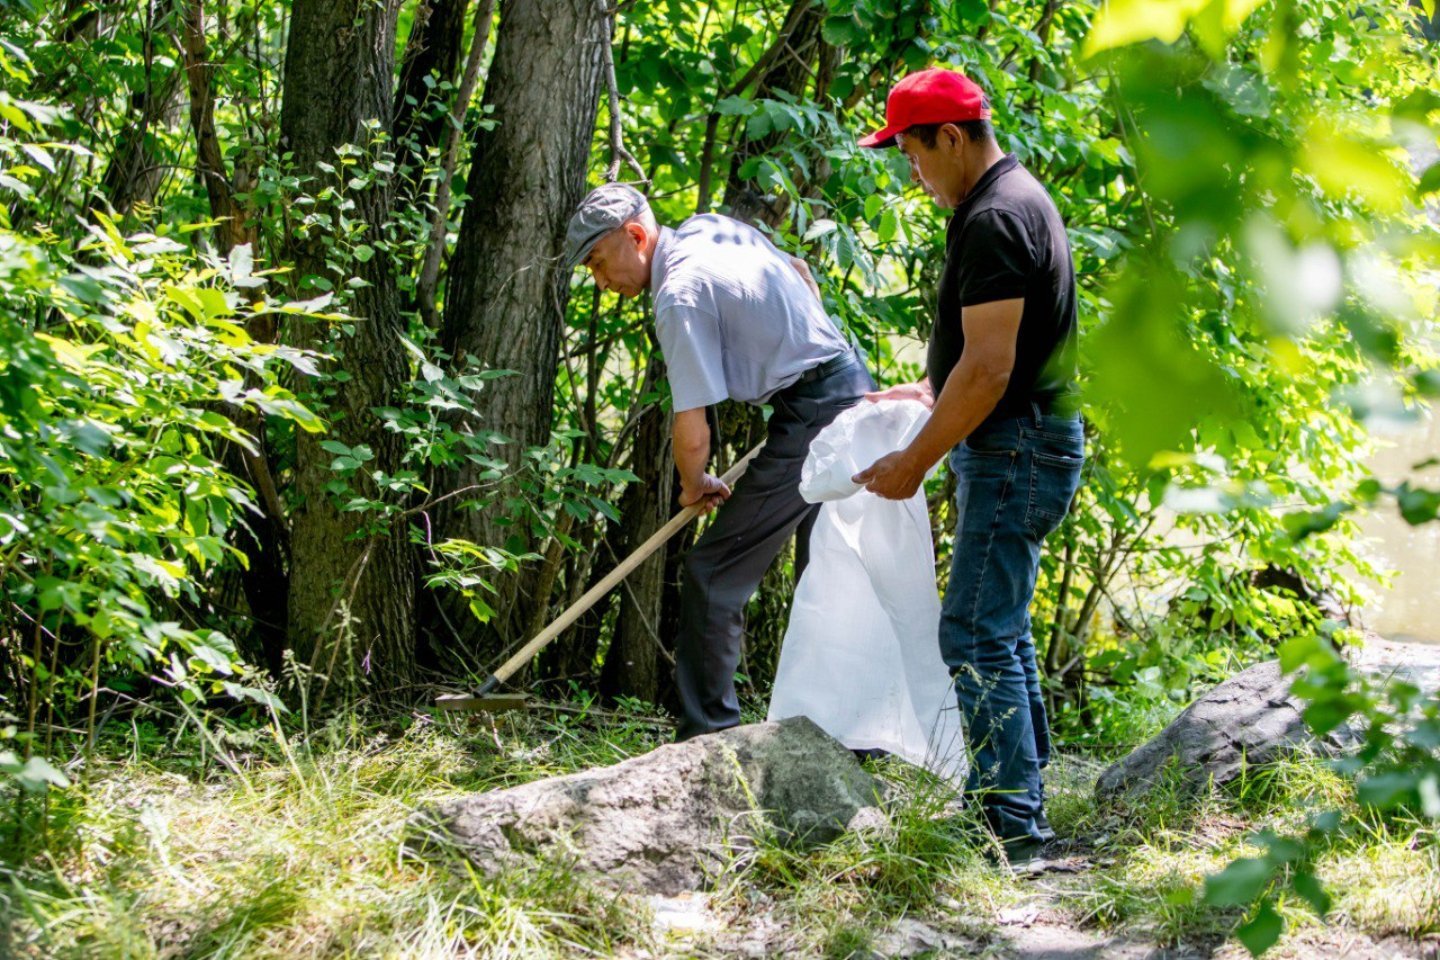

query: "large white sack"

left=767, top=400, right=967, bottom=786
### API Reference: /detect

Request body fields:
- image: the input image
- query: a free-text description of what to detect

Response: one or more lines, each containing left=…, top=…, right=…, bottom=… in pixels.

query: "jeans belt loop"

left=1030, top=399, right=1044, bottom=427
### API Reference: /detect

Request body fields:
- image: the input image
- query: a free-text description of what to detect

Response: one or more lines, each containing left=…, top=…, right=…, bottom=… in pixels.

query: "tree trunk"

left=720, top=0, right=828, bottom=227
left=279, top=0, right=416, bottom=695
left=100, top=68, right=183, bottom=215
left=182, top=0, right=288, bottom=675
left=414, top=0, right=497, bottom=328
left=181, top=0, right=250, bottom=255
left=431, top=0, right=608, bottom=645
left=394, top=0, right=471, bottom=159
left=599, top=361, right=674, bottom=703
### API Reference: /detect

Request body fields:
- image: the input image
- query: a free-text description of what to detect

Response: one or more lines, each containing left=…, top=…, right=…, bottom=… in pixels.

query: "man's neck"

left=643, top=224, right=668, bottom=291
left=958, top=143, right=1007, bottom=202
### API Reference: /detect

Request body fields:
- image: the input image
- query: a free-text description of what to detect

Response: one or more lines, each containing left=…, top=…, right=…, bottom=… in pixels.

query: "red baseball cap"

left=858, top=68, right=991, bottom=149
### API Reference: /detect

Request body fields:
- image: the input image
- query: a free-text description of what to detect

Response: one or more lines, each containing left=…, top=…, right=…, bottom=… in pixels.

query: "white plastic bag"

left=767, top=400, right=967, bottom=785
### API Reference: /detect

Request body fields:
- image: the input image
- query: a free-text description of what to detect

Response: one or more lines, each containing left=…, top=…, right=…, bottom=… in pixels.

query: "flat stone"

left=1097, top=639, right=1440, bottom=801
left=412, top=716, right=881, bottom=894
left=872, top=917, right=959, bottom=957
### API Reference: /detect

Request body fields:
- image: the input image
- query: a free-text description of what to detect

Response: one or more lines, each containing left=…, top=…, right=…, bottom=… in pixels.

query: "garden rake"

left=434, top=441, right=765, bottom=713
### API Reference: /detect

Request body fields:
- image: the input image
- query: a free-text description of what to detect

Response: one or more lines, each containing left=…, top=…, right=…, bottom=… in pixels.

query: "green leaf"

left=1302, top=698, right=1357, bottom=737
left=1356, top=770, right=1416, bottom=809
left=0, top=751, right=70, bottom=792
left=820, top=16, right=863, bottom=46
left=1396, top=485, right=1440, bottom=526
left=1394, top=89, right=1440, bottom=123
left=190, top=641, right=236, bottom=675
left=1085, top=265, right=1243, bottom=466
left=0, top=100, right=33, bottom=131
left=20, top=143, right=54, bottom=172
left=1303, top=124, right=1409, bottom=214
left=467, top=595, right=496, bottom=623
left=1418, top=162, right=1440, bottom=198
left=222, top=682, right=286, bottom=711
left=0, top=173, right=33, bottom=196
left=746, top=109, right=773, bottom=140
left=287, top=292, right=335, bottom=313
left=1084, top=0, right=1266, bottom=57
left=877, top=207, right=898, bottom=243
left=1281, top=501, right=1350, bottom=541
left=1291, top=870, right=1331, bottom=918
left=229, top=242, right=254, bottom=282
left=1277, top=633, right=1331, bottom=673
left=1236, top=899, right=1284, bottom=957
left=802, top=218, right=837, bottom=242
left=955, top=0, right=989, bottom=26
left=1204, top=857, right=1273, bottom=907
left=715, top=95, right=753, bottom=117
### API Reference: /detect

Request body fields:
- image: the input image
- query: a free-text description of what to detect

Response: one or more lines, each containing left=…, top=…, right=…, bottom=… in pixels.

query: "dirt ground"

left=634, top=874, right=1440, bottom=960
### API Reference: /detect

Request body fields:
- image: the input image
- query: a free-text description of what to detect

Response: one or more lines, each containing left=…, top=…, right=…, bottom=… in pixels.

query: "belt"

left=793, top=348, right=857, bottom=385
left=988, top=391, right=1081, bottom=422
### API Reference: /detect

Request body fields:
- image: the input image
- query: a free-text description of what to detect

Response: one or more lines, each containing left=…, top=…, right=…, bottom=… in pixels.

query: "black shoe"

left=851, top=747, right=890, bottom=762
left=1035, top=810, right=1056, bottom=843
left=999, top=835, right=1049, bottom=876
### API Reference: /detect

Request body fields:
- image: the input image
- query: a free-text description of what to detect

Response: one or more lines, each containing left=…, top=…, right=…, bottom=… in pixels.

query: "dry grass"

left=2, top=709, right=1437, bottom=959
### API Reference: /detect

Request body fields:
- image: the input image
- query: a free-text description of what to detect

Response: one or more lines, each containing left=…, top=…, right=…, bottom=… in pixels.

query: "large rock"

left=414, top=716, right=881, bottom=894
left=1097, top=639, right=1440, bottom=800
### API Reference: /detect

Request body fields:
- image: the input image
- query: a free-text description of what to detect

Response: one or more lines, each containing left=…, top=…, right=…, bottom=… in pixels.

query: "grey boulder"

left=1097, top=638, right=1440, bottom=800
left=414, top=715, right=881, bottom=894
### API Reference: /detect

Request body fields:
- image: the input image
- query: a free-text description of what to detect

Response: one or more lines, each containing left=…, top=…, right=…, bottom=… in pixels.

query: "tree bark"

left=181, top=0, right=250, bottom=256
left=394, top=0, right=471, bottom=157
left=599, top=361, right=674, bottom=703
left=100, top=68, right=184, bottom=215
left=183, top=0, right=288, bottom=675
left=431, top=0, right=608, bottom=645
left=279, top=0, right=416, bottom=695
left=415, top=0, right=497, bottom=328
left=720, top=0, right=828, bottom=227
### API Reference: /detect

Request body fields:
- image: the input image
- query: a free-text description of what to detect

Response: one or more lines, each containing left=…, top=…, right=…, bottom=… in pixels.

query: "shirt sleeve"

left=955, top=210, right=1034, bottom=306
left=654, top=291, right=729, bottom=412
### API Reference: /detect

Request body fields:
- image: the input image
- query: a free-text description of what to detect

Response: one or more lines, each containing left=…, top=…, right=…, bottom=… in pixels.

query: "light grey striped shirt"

left=650, top=214, right=848, bottom=412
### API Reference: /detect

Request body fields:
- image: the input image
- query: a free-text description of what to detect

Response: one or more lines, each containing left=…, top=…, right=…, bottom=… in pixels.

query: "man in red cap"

left=852, top=67, right=1084, bottom=870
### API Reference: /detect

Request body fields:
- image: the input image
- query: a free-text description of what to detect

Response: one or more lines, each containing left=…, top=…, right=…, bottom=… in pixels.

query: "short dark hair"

left=904, top=118, right=993, bottom=149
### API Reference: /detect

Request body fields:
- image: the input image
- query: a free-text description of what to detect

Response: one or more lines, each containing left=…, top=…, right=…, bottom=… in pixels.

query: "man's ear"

left=625, top=221, right=647, bottom=249
left=940, top=122, right=965, bottom=152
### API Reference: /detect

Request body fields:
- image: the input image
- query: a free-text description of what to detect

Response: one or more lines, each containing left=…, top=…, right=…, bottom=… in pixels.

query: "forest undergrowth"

left=3, top=690, right=1436, bottom=960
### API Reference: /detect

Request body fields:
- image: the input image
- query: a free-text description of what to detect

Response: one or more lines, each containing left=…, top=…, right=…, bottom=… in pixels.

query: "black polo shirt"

left=928, top=154, right=1079, bottom=420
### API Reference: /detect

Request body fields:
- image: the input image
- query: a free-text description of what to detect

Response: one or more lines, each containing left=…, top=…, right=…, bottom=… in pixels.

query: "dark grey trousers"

left=673, top=353, right=876, bottom=741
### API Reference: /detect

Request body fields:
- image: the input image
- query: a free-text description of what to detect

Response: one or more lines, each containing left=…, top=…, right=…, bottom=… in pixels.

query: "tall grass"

left=3, top=705, right=1436, bottom=959
left=2, top=708, right=661, bottom=959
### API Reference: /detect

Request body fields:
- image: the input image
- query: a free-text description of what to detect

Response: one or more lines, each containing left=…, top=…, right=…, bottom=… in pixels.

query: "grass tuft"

left=3, top=705, right=1436, bottom=958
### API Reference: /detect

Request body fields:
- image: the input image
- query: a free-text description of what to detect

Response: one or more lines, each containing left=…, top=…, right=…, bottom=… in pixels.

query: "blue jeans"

left=941, top=407, right=1084, bottom=842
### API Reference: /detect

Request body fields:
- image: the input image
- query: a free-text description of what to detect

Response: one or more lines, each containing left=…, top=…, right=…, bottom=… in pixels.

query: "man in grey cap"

left=564, top=183, right=875, bottom=741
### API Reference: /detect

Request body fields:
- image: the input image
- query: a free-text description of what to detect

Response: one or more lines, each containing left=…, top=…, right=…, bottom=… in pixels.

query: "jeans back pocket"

left=1026, top=449, right=1084, bottom=539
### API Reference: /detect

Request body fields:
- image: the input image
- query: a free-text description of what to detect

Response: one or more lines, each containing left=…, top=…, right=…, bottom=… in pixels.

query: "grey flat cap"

left=564, top=183, right=649, bottom=268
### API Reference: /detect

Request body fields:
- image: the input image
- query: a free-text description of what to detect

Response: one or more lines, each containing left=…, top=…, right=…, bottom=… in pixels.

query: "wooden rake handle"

left=473, top=441, right=766, bottom=696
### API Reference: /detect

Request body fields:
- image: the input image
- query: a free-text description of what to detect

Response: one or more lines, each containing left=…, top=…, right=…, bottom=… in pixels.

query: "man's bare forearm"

left=854, top=300, right=1022, bottom=501
left=672, top=408, right=711, bottom=496
left=899, top=354, right=1008, bottom=471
